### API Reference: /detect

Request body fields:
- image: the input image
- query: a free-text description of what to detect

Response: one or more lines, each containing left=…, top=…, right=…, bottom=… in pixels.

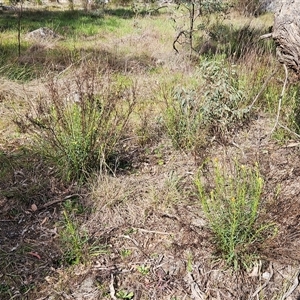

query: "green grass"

left=59, top=199, right=108, bottom=265
left=60, top=206, right=89, bottom=265
left=0, top=62, right=39, bottom=81
left=0, top=9, right=132, bottom=38
left=0, top=8, right=151, bottom=81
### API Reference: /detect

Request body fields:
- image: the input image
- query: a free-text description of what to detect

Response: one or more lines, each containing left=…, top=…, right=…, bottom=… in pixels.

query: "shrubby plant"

left=199, top=58, right=247, bottom=135
left=22, top=67, right=136, bottom=183
left=163, top=58, right=247, bottom=152
left=195, top=159, right=276, bottom=269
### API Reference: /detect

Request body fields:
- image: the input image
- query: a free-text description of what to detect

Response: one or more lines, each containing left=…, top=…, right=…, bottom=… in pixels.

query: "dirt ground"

left=2, top=109, right=300, bottom=300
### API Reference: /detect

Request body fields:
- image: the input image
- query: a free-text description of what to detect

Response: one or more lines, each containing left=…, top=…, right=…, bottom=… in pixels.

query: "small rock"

left=25, top=27, right=62, bottom=42
left=31, top=204, right=38, bottom=212
left=262, top=271, right=271, bottom=280
left=191, top=217, right=206, bottom=228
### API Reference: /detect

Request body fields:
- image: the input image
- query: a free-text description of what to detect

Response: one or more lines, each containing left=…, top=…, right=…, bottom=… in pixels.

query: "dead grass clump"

left=18, top=43, right=49, bottom=65
left=0, top=78, right=28, bottom=102
left=86, top=146, right=198, bottom=232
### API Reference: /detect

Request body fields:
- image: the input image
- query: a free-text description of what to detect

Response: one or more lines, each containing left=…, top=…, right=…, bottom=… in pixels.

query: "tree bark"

left=272, top=0, right=300, bottom=77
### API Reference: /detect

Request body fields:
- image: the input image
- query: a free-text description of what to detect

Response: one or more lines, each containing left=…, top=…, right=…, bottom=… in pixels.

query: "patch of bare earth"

left=0, top=148, right=81, bottom=299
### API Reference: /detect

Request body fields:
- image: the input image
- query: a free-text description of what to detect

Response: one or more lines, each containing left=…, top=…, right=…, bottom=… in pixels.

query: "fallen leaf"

left=31, top=204, right=38, bottom=211
left=28, top=252, right=41, bottom=259
left=41, top=217, right=48, bottom=225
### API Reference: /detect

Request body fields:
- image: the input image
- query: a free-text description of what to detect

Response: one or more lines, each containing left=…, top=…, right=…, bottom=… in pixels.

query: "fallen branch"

left=38, top=194, right=81, bottom=210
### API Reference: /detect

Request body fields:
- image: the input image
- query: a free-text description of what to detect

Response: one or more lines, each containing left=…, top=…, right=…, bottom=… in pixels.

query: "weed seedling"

left=120, top=249, right=132, bottom=259
left=116, top=290, right=134, bottom=299
left=137, top=265, right=150, bottom=275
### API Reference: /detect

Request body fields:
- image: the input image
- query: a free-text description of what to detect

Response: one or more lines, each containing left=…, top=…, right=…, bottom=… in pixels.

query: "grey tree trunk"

left=272, top=0, right=300, bottom=77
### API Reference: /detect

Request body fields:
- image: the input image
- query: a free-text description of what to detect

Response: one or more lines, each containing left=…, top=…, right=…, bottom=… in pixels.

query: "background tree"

left=9, top=0, right=24, bottom=58
left=172, top=0, right=229, bottom=55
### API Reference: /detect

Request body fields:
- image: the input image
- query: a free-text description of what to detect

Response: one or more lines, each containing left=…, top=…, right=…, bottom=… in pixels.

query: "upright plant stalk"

left=17, top=1, right=23, bottom=58
left=189, top=2, right=195, bottom=56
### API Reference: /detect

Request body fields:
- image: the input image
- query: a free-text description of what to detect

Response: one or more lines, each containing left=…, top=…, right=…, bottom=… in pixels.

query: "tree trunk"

left=272, top=0, right=300, bottom=77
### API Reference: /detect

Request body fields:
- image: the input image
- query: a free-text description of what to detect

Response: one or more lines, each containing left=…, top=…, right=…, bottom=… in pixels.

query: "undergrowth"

left=195, top=159, right=276, bottom=269
left=164, top=57, right=247, bottom=152
left=0, top=3, right=298, bottom=299
left=59, top=199, right=107, bottom=265
left=18, top=66, right=136, bottom=183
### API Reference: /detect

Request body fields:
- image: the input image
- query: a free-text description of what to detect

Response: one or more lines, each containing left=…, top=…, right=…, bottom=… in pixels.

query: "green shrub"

left=22, top=67, right=136, bottom=183
left=164, top=86, right=205, bottom=151
left=163, top=58, right=247, bottom=152
left=195, top=159, right=276, bottom=269
left=199, top=58, right=247, bottom=133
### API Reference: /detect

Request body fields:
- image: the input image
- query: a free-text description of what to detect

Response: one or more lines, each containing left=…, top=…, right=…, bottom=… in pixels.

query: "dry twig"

left=109, top=273, right=117, bottom=300
left=251, top=263, right=273, bottom=298
left=248, top=67, right=279, bottom=111
left=121, top=235, right=150, bottom=258
left=187, top=272, right=205, bottom=300
left=280, top=268, right=300, bottom=300
left=133, top=227, right=174, bottom=235
left=38, top=194, right=81, bottom=210
left=270, top=63, right=288, bottom=135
